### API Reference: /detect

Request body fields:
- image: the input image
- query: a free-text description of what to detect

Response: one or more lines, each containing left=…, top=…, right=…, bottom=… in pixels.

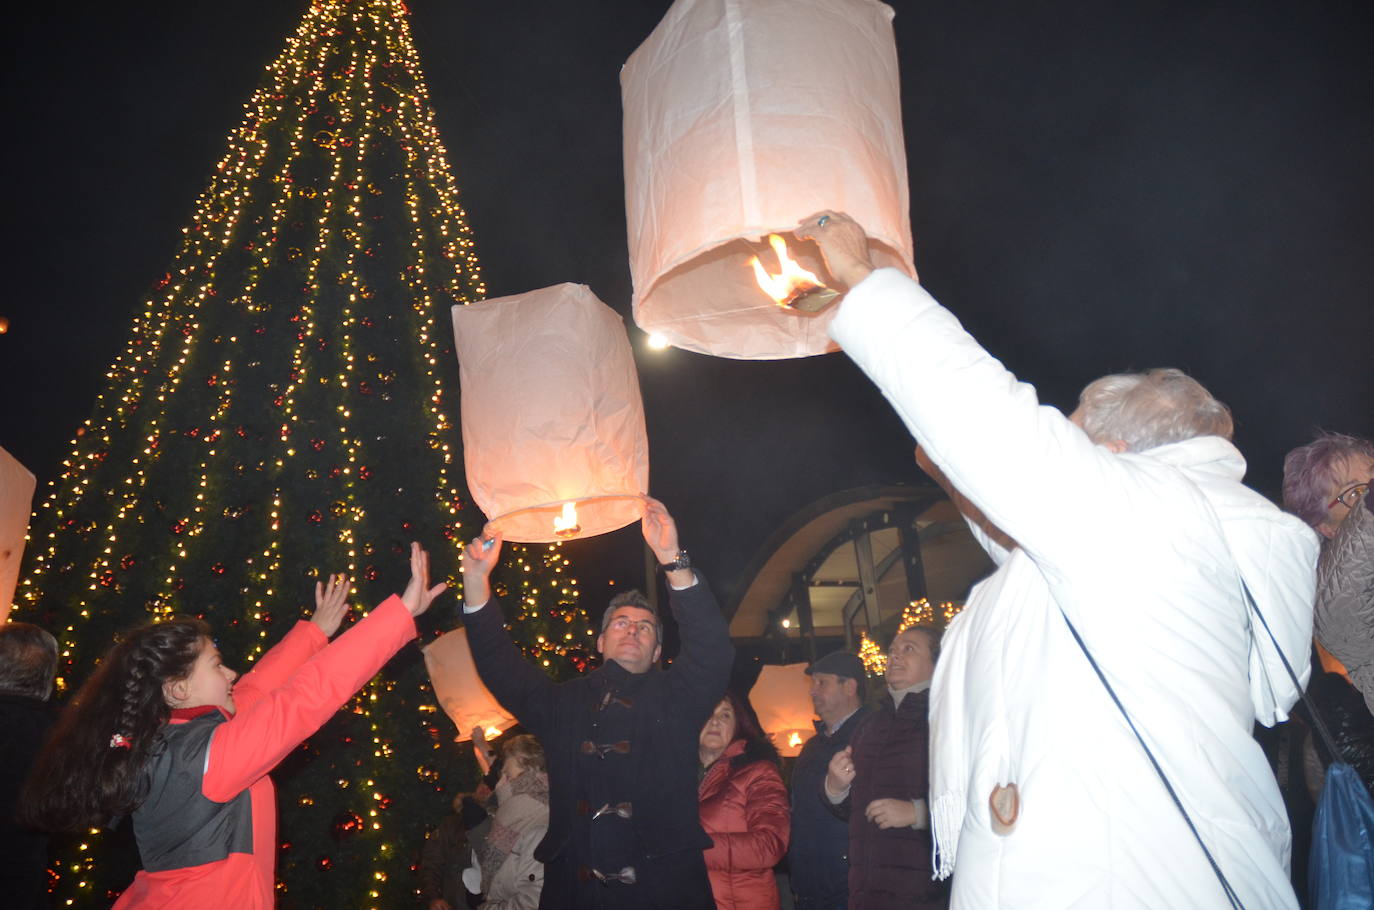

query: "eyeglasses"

left=608, top=617, right=656, bottom=637
left=1329, top=482, right=1370, bottom=511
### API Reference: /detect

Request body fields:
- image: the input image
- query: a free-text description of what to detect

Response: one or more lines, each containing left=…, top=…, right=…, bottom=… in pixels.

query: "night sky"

left=3, top=0, right=1371, bottom=614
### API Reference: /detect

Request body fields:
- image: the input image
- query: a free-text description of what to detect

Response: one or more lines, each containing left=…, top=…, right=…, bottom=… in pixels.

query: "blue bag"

left=1310, top=761, right=1374, bottom=910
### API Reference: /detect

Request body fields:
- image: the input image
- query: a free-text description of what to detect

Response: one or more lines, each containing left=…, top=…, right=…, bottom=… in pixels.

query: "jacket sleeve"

left=230, top=620, right=327, bottom=713
left=828, top=269, right=1169, bottom=584
left=664, top=575, right=735, bottom=729
left=704, top=762, right=791, bottom=872
left=201, top=596, right=416, bottom=801
left=463, top=597, right=556, bottom=738
left=419, top=816, right=464, bottom=900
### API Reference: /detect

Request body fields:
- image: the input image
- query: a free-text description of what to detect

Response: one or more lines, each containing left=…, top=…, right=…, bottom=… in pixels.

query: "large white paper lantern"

left=0, top=446, right=36, bottom=624
left=451, top=283, right=648, bottom=543
left=622, top=0, right=915, bottom=360
left=422, top=627, right=518, bottom=743
left=749, top=662, right=817, bottom=758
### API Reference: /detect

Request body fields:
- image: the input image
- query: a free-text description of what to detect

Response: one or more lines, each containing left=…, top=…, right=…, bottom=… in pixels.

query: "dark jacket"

left=0, top=693, right=56, bottom=910
left=788, top=705, right=870, bottom=910
left=832, top=689, right=943, bottom=910
left=464, top=576, right=733, bottom=909
left=698, top=737, right=789, bottom=910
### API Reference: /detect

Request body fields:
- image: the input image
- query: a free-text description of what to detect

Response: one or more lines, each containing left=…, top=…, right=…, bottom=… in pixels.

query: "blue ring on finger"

left=817, top=215, right=831, bottom=226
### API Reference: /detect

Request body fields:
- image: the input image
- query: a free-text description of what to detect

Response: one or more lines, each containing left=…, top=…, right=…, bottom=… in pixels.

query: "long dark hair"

left=719, top=691, right=779, bottom=768
left=18, top=617, right=210, bottom=832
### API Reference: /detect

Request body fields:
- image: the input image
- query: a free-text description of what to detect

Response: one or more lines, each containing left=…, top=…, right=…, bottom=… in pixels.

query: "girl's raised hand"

left=401, top=541, right=447, bottom=617
left=311, top=573, right=352, bottom=637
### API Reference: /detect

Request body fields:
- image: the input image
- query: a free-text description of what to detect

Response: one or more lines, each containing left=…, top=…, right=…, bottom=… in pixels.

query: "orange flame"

left=787, top=731, right=803, bottom=748
left=485, top=726, right=502, bottom=739
left=749, top=234, right=826, bottom=307
left=552, top=501, right=581, bottom=539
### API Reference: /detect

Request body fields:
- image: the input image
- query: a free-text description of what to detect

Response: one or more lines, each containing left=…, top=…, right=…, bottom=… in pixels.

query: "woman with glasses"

left=696, top=692, right=789, bottom=910
left=1283, top=432, right=1374, bottom=713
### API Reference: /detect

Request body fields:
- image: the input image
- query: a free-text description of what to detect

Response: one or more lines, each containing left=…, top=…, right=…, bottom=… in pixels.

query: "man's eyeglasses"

left=607, top=617, right=656, bottom=637
left=1330, top=482, right=1370, bottom=511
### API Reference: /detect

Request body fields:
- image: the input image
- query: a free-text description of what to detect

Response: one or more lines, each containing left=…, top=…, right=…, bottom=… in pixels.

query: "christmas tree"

left=12, top=1, right=594, bottom=905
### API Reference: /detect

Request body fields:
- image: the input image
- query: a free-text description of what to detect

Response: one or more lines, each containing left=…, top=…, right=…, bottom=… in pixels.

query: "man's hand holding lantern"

left=461, top=526, right=503, bottom=608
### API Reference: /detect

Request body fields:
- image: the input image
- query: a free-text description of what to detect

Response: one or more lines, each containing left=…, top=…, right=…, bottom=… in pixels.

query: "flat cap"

left=805, top=650, right=865, bottom=682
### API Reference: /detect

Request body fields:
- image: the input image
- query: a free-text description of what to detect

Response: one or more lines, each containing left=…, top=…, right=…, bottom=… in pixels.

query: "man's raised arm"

left=459, top=530, right=555, bottom=737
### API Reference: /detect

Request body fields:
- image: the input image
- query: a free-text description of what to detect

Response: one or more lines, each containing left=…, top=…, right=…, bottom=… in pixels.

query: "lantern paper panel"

left=422, top=627, right=518, bottom=743
left=452, top=283, right=649, bottom=543
left=0, top=446, right=36, bottom=623
left=749, top=662, right=817, bottom=758
left=622, top=0, right=914, bottom=360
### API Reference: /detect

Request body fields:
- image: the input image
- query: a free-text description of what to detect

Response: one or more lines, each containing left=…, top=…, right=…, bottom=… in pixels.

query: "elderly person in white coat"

left=796, top=212, right=1319, bottom=910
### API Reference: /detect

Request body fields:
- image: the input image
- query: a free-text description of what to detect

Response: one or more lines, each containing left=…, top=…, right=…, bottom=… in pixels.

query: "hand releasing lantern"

left=622, top=0, right=914, bottom=359
left=451, top=284, right=649, bottom=543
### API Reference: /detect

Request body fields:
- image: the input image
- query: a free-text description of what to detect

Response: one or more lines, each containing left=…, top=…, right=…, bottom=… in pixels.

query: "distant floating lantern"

left=0, top=315, right=9, bottom=334
left=451, top=283, right=648, bottom=543
left=422, top=627, right=517, bottom=743
left=622, top=0, right=915, bottom=359
left=0, top=446, right=37, bottom=623
left=749, top=662, right=817, bottom=758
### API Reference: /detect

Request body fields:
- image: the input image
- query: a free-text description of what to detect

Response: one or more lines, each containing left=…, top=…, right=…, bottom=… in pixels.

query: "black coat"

left=787, top=705, right=871, bottom=910
left=0, top=693, right=56, bottom=910
left=464, top=576, right=733, bottom=909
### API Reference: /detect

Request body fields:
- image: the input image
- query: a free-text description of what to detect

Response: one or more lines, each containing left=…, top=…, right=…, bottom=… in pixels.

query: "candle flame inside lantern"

left=552, top=501, right=581, bottom=539
left=485, top=726, right=502, bottom=739
left=787, top=731, right=803, bottom=748
left=749, top=234, right=828, bottom=307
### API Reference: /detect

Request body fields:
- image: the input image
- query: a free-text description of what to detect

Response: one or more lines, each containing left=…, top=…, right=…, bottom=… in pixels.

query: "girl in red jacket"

left=697, top=691, right=790, bottom=910
left=20, top=542, right=446, bottom=909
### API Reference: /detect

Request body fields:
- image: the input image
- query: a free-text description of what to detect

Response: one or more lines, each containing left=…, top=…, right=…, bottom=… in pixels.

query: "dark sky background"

left=3, top=0, right=1371, bottom=616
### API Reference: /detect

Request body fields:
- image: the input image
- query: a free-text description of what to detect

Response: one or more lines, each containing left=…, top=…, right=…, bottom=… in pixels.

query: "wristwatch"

left=658, top=549, right=691, bottom=572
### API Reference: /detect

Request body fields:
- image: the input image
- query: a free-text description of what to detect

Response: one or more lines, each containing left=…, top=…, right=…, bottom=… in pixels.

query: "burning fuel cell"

left=749, top=234, right=841, bottom=313
left=622, top=0, right=916, bottom=359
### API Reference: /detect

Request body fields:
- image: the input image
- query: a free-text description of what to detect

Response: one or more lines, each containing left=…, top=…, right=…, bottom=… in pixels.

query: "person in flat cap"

left=788, top=651, right=870, bottom=910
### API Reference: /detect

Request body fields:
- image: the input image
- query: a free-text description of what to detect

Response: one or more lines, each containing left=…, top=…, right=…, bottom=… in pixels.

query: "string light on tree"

left=13, top=2, right=593, bottom=906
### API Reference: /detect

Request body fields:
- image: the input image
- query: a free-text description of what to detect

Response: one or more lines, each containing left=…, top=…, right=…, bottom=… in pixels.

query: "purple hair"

left=1282, top=432, right=1374, bottom=528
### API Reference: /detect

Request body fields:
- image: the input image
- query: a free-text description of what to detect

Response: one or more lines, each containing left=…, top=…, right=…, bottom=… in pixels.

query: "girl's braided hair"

left=18, top=617, right=210, bottom=832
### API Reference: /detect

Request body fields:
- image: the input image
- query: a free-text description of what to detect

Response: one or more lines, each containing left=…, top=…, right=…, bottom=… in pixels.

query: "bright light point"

left=781, top=618, right=791, bottom=629
left=646, top=333, right=670, bottom=350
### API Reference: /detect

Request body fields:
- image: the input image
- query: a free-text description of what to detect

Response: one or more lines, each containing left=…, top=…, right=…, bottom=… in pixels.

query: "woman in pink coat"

left=697, top=691, right=790, bottom=910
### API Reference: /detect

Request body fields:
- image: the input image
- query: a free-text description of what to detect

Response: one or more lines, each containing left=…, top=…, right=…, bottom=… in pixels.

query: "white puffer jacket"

left=830, top=269, right=1319, bottom=909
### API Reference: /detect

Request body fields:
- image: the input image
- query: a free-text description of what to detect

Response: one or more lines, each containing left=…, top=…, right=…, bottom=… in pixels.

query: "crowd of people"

left=0, top=211, right=1370, bottom=909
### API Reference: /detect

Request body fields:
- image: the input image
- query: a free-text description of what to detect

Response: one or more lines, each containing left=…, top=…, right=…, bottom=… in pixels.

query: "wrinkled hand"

left=794, top=211, right=876, bottom=290
left=825, top=745, right=856, bottom=796
left=400, top=541, right=447, bottom=618
left=311, top=573, right=351, bottom=637
left=460, top=527, right=502, bottom=607
left=640, top=497, right=681, bottom=564
left=865, top=797, right=918, bottom=829
left=471, top=724, right=488, bottom=746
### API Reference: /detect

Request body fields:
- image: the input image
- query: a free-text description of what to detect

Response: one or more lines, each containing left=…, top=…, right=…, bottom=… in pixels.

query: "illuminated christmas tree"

left=13, top=1, right=592, bottom=905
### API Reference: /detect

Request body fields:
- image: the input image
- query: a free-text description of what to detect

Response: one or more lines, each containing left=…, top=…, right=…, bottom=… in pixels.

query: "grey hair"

left=0, top=622, right=60, bottom=700
left=599, top=589, right=663, bottom=647
left=1076, top=368, right=1233, bottom=453
left=1283, top=432, right=1374, bottom=529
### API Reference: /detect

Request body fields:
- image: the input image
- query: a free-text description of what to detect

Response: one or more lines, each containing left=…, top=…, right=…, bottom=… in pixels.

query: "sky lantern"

left=422, top=627, right=518, bottom=743
left=622, top=0, right=915, bottom=359
left=451, top=283, right=648, bottom=543
left=0, top=446, right=36, bottom=623
left=749, top=662, right=817, bottom=758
